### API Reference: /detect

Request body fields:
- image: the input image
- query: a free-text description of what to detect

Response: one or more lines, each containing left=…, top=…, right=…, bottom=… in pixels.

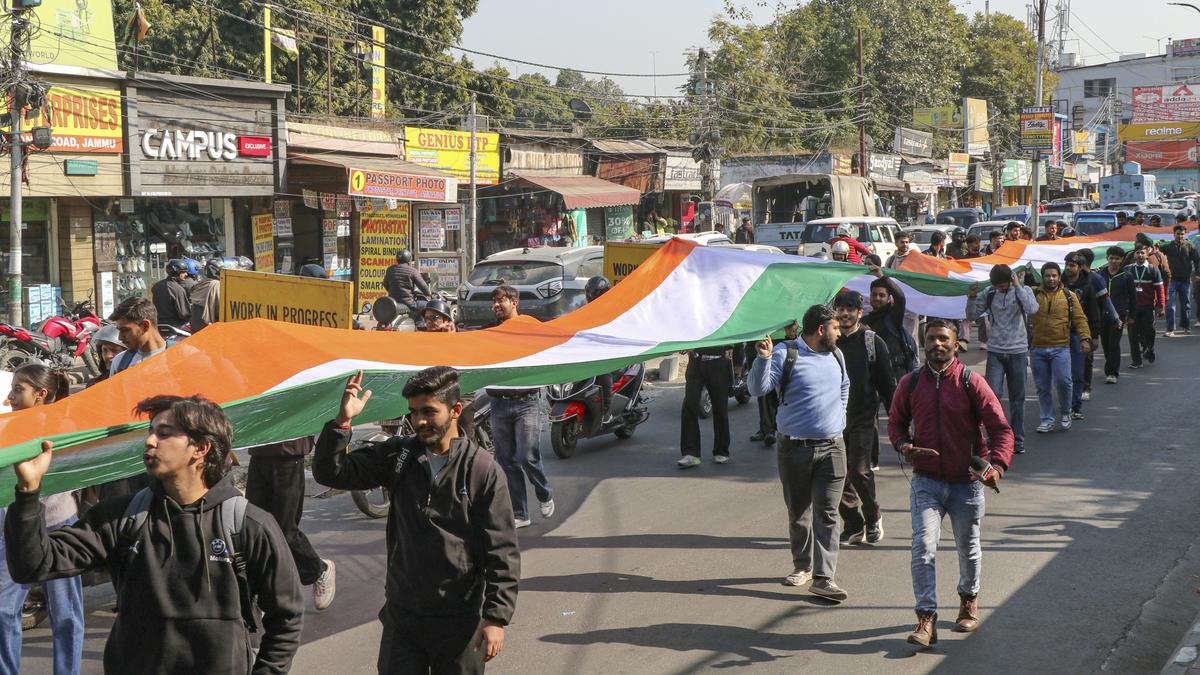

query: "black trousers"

left=839, top=423, right=881, bottom=534
left=681, top=357, right=730, bottom=457
left=756, top=392, right=778, bottom=436
left=378, top=611, right=484, bottom=675
left=245, top=455, right=326, bottom=585
left=1101, top=321, right=1123, bottom=377
left=1128, top=306, right=1156, bottom=365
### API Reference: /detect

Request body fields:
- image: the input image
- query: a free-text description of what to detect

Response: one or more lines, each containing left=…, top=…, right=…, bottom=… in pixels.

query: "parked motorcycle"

left=350, top=391, right=494, bottom=519
left=546, top=362, right=651, bottom=459
left=0, top=298, right=102, bottom=375
left=696, top=369, right=753, bottom=419
left=158, top=324, right=193, bottom=341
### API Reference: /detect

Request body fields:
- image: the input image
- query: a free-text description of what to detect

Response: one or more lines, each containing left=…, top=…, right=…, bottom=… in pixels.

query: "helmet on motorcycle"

left=395, top=249, right=413, bottom=264
left=584, top=275, right=611, bottom=302
left=952, top=227, right=967, bottom=239
left=165, top=259, right=188, bottom=277
left=92, top=323, right=122, bottom=348
left=234, top=256, right=254, bottom=271
left=830, top=240, right=851, bottom=259
left=422, top=299, right=453, bottom=322
left=183, top=258, right=201, bottom=279
left=204, top=257, right=232, bottom=279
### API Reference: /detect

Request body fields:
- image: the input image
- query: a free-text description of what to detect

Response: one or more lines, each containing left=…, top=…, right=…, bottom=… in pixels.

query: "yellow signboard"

left=220, top=269, right=353, bottom=329
left=1, top=85, right=124, bottom=153
left=27, top=0, right=119, bottom=71
left=357, top=206, right=411, bottom=308
left=1118, top=121, right=1200, bottom=142
left=603, top=241, right=661, bottom=284
left=371, top=26, right=386, bottom=120
left=252, top=214, right=274, bottom=272
left=404, top=127, right=500, bottom=185
left=913, top=105, right=962, bottom=129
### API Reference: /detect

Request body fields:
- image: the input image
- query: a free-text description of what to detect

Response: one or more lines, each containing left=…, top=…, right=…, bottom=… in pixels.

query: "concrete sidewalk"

left=1164, top=621, right=1200, bottom=675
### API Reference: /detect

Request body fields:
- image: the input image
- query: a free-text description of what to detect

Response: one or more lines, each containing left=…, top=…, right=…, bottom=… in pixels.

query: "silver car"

left=457, top=246, right=605, bottom=327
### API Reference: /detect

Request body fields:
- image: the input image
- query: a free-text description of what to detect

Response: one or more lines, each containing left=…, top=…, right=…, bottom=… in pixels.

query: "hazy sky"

left=460, top=0, right=1200, bottom=98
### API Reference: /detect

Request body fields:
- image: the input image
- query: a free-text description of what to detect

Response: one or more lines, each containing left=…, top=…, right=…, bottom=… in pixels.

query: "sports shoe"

left=1105, top=375, right=1118, bottom=384
left=514, top=517, right=531, bottom=528
left=840, top=528, right=865, bottom=545
left=750, top=431, right=765, bottom=442
left=1060, top=414, right=1072, bottom=430
left=677, top=455, right=701, bottom=468
left=865, top=519, right=884, bottom=544
left=1129, top=362, right=1143, bottom=369
left=809, top=578, right=849, bottom=603
left=1014, top=445, right=1026, bottom=454
left=1071, top=410, right=1085, bottom=420
left=713, top=455, right=729, bottom=465
left=313, top=559, right=337, bottom=611
left=764, top=433, right=777, bottom=446
left=540, top=499, right=555, bottom=518
left=1146, top=349, right=1156, bottom=364
left=783, top=569, right=813, bottom=587
left=1165, top=330, right=1178, bottom=338
left=1081, top=389, right=1091, bottom=401
left=1036, top=422, right=1054, bottom=433
left=1184, top=327, right=1193, bottom=335
left=870, top=463, right=880, bottom=472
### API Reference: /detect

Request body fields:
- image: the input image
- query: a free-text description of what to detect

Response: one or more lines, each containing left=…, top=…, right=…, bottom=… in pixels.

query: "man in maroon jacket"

left=888, top=319, right=1014, bottom=648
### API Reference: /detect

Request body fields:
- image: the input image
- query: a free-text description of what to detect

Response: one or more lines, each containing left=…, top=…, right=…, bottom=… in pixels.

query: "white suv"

left=799, top=217, right=903, bottom=261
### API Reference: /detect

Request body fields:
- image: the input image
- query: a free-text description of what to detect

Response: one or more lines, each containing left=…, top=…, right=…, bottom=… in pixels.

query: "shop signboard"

left=403, top=127, right=500, bottom=185
left=912, top=105, right=961, bottom=129
left=418, top=257, right=461, bottom=293
left=370, top=26, right=386, bottom=120
left=947, top=152, right=969, bottom=179
left=664, top=154, right=703, bottom=191
left=1073, top=131, right=1095, bottom=155
left=604, top=205, right=635, bottom=241
left=892, top=127, right=933, bottom=158
left=1118, top=121, right=1200, bottom=142
left=252, top=214, right=274, bottom=272
left=603, top=241, right=659, bottom=284
left=2, top=85, right=124, bottom=153
left=1174, top=37, right=1200, bottom=57
left=963, top=97, right=991, bottom=157
left=419, top=209, right=445, bottom=250
left=867, top=153, right=901, bottom=179
left=27, top=0, right=119, bottom=70
left=348, top=167, right=458, bottom=202
left=1020, top=107, right=1055, bottom=151
left=1125, top=140, right=1200, bottom=169
left=220, top=269, right=353, bottom=329
left=1002, top=159, right=1032, bottom=188
left=974, top=163, right=994, bottom=193
left=1132, top=84, right=1200, bottom=122
left=356, top=206, right=411, bottom=307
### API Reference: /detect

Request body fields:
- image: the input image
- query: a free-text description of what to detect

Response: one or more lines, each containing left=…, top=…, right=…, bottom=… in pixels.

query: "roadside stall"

left=477, top=174, right=641, bottom=253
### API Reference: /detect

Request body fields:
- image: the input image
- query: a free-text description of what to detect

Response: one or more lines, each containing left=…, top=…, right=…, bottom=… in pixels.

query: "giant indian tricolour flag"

left=0, top=226, right=1185, bottom=502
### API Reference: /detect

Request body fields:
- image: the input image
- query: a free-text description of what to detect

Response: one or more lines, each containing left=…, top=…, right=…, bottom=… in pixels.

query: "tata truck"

left=752, top=174, right=883, bottom=254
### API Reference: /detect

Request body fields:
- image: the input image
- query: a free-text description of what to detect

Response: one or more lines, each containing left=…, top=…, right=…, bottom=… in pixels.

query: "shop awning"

left=511, top=173, right=641, bottom=209
left=871, top=176, right=908, bottom=192
left=290, top=153, right=452, bottom=178
left=589, top=139, right=664, bottom=155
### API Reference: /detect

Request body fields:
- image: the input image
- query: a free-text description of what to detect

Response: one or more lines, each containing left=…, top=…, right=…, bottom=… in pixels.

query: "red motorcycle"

left=0, top=297, right=104, bottom=375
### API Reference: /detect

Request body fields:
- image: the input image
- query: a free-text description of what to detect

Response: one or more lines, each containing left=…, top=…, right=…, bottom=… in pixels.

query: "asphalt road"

left=19, top=334, right=1200, bottom=674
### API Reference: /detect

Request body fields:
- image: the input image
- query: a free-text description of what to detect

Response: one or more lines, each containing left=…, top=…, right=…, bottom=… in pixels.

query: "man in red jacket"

left=829, top=225, right=871, bottom=264
left=888, top=319, right=1014, bottom=648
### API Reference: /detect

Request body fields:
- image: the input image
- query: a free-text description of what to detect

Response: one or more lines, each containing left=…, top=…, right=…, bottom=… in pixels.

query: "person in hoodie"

left=189, top=257, right=234, bottom=332
left=4, top=394, right=303, bottom=675
left=313, top=366, right=520, bottom=673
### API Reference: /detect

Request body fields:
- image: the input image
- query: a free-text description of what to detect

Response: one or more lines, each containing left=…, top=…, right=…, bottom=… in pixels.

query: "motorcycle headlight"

left=536, top=279, right=563, bottom=298
left=547, top=384, right=563, bottom=399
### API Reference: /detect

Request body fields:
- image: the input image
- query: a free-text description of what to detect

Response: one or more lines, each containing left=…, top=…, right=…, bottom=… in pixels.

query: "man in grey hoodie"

left=970, top=264, right=1038, bottom=454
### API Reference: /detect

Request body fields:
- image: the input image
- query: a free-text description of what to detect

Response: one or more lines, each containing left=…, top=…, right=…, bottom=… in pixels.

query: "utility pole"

left=696, top=48, right=715, bottom=204
left=1102, top=91, right=1112, bottom=178
left=467, top=93, right=478, bottom=274
left=7, top=7, right=29, bottom=326
left=1030, top=0, right=1047, bottom=211
left=857, top=29, right=866, bottom=178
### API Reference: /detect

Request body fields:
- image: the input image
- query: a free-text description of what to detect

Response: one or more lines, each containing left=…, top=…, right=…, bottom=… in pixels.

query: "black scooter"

left=547, top=363, right=651, bottom=459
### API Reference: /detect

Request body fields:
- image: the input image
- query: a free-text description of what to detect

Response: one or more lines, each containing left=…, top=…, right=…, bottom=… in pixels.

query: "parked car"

left=903, top=224, right=957, bottom=248
left=1142, top=207, right=1186, bottom=225
left=458, top=245, right=605, bottom=327
left=1105, top=201, right=1163, bottom=215
left=1045, top=199, right=1094, bottom=213
left=966, top=220, right=1009, bottom=242
left=755, top=222, right=807, bottom=254
left=1071, top=211, right=1120, bottom=236
left=799, top=217, right=903, bottom=260
left=1161, top=198, right=1196, bottom=220
left=993, top=205, right=1032, bottom=222
left=935, top=208, right=988, bottom=229
left=640, top=232, right=734, bottom=246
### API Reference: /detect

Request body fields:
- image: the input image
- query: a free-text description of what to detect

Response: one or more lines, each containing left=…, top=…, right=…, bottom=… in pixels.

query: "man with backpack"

left=108, top=297, right=172, bottom=376
left=888, top=319, right=1014, bottom=646
left=1063, top=252, right=1116, bottom=419
left=970, top=264, right=1037, bottom=453
left=5, top=394, right=304, bottom=674
left=832, top=291, right=896, bottom=546
left=1030, top=262, right=1092, bottom=433
left=748, top=304, right=850, bottom=604
left=1127, top=243, right=1167, bottom=367
left=864, top=267, right=918, bottom=382
left=1098, top=246, right=1136, bottom=382
left=314, top=367, right=520, bottom=672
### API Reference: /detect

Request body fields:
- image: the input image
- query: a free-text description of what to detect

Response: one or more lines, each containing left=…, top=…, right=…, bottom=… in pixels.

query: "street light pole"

left=1030, top=0, right=1047, bottom=212
left=7, top=8, right=28, bottom=326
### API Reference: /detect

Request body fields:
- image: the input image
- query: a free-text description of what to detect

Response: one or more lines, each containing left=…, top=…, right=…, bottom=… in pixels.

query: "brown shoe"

left=954, top=593, right=979, bottom=632
left=907, top=611, right=938, bottom=646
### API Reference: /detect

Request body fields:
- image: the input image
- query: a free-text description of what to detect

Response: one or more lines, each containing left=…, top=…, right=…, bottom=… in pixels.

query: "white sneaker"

left=540, top=499, right=555, bottom=518
left=1060, top=414, right=1072, bottom=431
left=1036, top=422, right=1054, bottom=433
left=313, top=559, right=336, bottom=611
left=677, top=455, right=701, bottom=468
left=514, top=517, right=532, bottom=529
left=1081, top=390, right=1091, bottom=401
left=783, top=569, right=813, bottom=587
left=713, top=455, right=729, bottom=465
left=1105, top=375, right=1117, bottom=384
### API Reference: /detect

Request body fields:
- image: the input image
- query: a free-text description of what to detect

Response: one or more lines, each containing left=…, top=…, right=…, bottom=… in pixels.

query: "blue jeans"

left=910, top=475, right=985, bottom=613
left=0, top=516, right=84, bottom=675
left=1069, top=334, right=1085, bottom=412
left=1030, top=346, right=1072, bottom=424
left=984, top=351, right=1027, bottom=449
left=491, top=392, right=553, bottom=520
left=1167, top=279, right=1191, bottom=331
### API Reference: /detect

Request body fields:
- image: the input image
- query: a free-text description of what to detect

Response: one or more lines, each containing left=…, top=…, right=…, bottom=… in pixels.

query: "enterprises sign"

left=404, top=127, right=500, bottom=185
left=4, top=85, right=124, bottom=153
left=1019, top=107, right=1055, bottom=151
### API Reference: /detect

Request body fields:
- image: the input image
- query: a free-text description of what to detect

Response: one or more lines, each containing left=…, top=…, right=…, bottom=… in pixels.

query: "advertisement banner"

left=1131, top=84, right=1200, bottom=122
left=370, top=26, right=385, bottom=120
left=28, top=0, right=119, bottom=70
left=252, top=214, right=274, bottom=272
left=892, top=127, right=933, bottom=158
left=2, top=85, right=124, bottom=153
left=417, top=257, right=462, bottom=293
left=963, top=98, right=991, bottom=156
left=1002, top=159, right=1032, bottom=188
left=356, top=206, right=411, bottom=308
left=604, top=205, right=635, bottom=241
left=948, top=152, right=969, bottom=178
left=403, top=127, right=500, bottom=185
left=1125, top=140, right=1200, bottom=169
left=220, top=269, right=353, bottom=329
left=1173, top=37, right=1200, bottom=57
left=1020, top=107, right=1055, bottom=151
left=1073, top=131, right=1095, bottom=155
left=1118, top=121, right=1200, bottom=142
left=348, top=167, right=457, bottom=202
left=912, top=105, right=961, bottom=129
left=664, top=154, right=703, bottom=191
left=867, top=153, right=901, bottom=178
left=974, top=163, right=994, bottom=193
left=1050, top=116, right=1063, bottom=168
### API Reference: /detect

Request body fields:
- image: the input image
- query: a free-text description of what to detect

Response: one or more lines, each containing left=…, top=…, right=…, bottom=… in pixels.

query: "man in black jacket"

left=384, top=249, right=431, bottom=317
left=864, top=267, right=916, bottom=382
left=5, top=394, right=303, bottom=674
left=314, top=367, right=520, bottom=673
left=833, top=290, right=897, bottom=545
left=1098, top=246, right=1135, bottom=383
left=149, top=258, right=191, bottom=328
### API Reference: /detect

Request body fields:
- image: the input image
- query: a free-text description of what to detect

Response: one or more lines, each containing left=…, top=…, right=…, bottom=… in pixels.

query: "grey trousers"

left=777, top=436, right=847, bottom=579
